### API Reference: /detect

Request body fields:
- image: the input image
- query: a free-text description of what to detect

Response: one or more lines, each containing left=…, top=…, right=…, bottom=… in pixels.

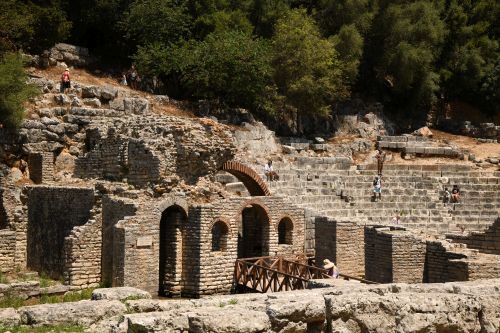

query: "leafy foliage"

left=1, top=0, right=499, bottom=125
left=121, top=0, right=192, bottom=45
left=0, top=53, right=38, bottom=128
left=271, top=9, right=348, bottom=115
left=0, top=0, right=71, bottom=54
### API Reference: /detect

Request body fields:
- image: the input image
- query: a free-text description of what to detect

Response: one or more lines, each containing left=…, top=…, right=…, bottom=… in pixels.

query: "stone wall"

left=28, top=152, right=54, bottom=184
left=0, top=230, right=16, bottom=273
left=74, top=116, right=235, bottom=188
left=315, top=217, right=364, bottom=277
left=112, top=196, right=305, bottom=297
left=112, top=197, right=189, bottom=295
left=425, top=240, right=469, bottom=282
left=27, top=186, right=94, bottom=279
left=101, top=196, right=137, bottom=287
left=0, top=188, right=7, bottom=229
left=365, top=226, right=426, bottom=283
left=63, top=218, right=101, bottom=289
left=446, top=218, right=500, bottom=255
left=464, top=254, right=500, bottom=280
left=0, top=184, right=29, bottom=269
left=6, top=279, right=496, bottom=333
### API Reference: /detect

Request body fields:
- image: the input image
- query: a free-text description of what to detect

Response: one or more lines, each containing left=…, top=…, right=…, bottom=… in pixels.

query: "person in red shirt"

left=61, top=68, right=71, bottom=93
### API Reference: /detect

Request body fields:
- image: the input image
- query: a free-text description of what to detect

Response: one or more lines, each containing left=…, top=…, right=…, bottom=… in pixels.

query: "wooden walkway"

left=233, top=256, right=375, bottom=293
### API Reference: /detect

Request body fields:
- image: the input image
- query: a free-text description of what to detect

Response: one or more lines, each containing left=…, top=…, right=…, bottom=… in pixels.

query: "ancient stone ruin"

left=0, top=70, right=499, bottom=332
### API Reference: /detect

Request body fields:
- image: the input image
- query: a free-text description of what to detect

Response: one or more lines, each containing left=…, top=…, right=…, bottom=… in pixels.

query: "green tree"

left=177, top=30, right=272, bottom=108
left=271, top=9, right=348, bottom=116
left=0, top=53, right=38, bottom=128
left=316, top=0, right=377, bottom=36
left=366, top=0, right=446, bottom=117
left=439, top=0, right=499, bottom=115
left=0, top=0, right=71, bottom=54
left=331, top=24, right=364, bottom=84
left=121, top=0, right=192, bottom=45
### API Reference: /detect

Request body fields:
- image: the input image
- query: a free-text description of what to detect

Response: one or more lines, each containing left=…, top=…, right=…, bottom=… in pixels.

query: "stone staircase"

left=265, top=160, right=500, bottom=234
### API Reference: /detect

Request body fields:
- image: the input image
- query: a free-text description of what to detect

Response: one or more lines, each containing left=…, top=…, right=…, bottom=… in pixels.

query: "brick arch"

left=220, top=161, right=271, bottom=196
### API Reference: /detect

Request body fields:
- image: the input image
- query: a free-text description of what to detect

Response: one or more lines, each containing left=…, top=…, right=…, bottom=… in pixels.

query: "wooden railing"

left=233, top=256, right=332, bottom=293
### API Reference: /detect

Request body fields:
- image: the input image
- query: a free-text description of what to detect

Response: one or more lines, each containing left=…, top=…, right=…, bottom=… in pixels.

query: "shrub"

left=0, top=53, right=38, bottom=128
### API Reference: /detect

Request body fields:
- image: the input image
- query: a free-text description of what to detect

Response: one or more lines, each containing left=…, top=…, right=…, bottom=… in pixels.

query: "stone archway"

left=159, top=204, right=187, bottom=297
left=238, top=203, right=270, bottom=258
left=220, top=161, right=271, bottom=196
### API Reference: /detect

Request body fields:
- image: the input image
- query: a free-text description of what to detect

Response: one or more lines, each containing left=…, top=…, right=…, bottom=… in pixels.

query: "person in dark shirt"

left=451, top=185, right=460, bottom=203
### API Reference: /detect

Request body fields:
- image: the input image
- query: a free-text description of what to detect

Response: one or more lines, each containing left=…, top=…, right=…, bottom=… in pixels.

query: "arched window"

left=212, top=221, right=229, bottom=251
left=278, top=218, right=293, bottom=245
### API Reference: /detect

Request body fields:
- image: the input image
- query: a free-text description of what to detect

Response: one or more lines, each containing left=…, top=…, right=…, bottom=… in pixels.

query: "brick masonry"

left=365, top=226, right=426, bottom=283
left=28, top=152, right=54, bottom=184
left=315, top=217, right=364, bottom=277
left=26, top=186, right=95, bottom=280
left=446, top=218, right=500, bottom=255
left=0, top=230, right=16, bottom=273
left=111, top=195, right=305, bottom=297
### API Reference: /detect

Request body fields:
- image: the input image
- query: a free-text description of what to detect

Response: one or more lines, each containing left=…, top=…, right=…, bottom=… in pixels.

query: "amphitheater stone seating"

left=264, top=159, right=499, bottom=234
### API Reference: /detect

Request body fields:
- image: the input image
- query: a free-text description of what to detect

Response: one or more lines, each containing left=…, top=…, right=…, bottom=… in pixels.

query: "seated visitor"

left=264, top=160, right=279, bottom=181
left=323, top=259, right=339, bottom=278
left=443, top=187, right=451, bottom=203
left=391, top=214, right=401, bottom=224
left=451, top=185, right=460, bottom=203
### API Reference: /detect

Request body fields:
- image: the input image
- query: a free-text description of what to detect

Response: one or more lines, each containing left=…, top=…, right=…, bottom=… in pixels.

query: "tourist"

left=451, top=185, right=460, bottom=203
left=323, top=259, right=339, bottom=278
left=443, top=187, right=451, bottom=203
left=128, top=65, right=138, bottom=89
left=60, top=68, right=71, bottom=93
left=391, top=214, right=401, bottom=224
left=375, top=149, right=386, bottom=175
left=120, top=73, right=128, bottom=86
left=373, top=175, right=382, bottom=202
left=264, top=160, right=279, bottom=181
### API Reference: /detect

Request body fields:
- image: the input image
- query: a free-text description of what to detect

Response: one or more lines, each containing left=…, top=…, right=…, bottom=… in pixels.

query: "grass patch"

left=0, top=271, right=9, bottom=284
left=0, top=293, right=25, bottom=309
left=0, top=288, right=95, bottom=309
left=0, top=323, right=86, bottom=333
left=228, top=298, right=238, bottom=305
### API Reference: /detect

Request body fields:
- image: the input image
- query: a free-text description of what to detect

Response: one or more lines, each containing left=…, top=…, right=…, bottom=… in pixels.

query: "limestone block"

left=19, top=300, right=127, bottom=327
left=282, top=145, right=296, bottom=154
left=91, top=287, right=152, bottom=301
left=81, top=86, right=100, bottom=99
left=99, top=86, right=118, bottom=101
left=0, top=308, right=21, bottom=327
left=82, top=98, right=101, bottom=108
left=188, top=308, right=271, bottom=333
left=125, top=311, right=190, bottom=332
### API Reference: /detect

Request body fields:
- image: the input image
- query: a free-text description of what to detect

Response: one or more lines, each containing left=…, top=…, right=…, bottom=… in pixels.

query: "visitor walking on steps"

left=60, top=68, right=71, bottom=93
left=375, top=149, right=386, bottom=175
left=451, top=185, right=461, bottom=203
left=264, top=160, right=279, bottom=181
left=323, top=259, right=339, bottom=278
left=373, top=176, right=382, bottom=202
left=443, top=187, right=451, bottom=204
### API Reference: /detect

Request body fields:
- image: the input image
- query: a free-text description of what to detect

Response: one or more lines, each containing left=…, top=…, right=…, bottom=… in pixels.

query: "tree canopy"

left=0, top=0, right=498, bottom=127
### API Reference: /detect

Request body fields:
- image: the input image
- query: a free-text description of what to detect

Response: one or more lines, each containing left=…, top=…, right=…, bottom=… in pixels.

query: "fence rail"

left=234, top=256, right=330, bottom=293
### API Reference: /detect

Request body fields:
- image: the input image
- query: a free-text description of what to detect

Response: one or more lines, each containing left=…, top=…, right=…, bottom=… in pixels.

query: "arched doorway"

left=238, top=204, right=270, bottom=258
left=159, top=205, right=187, bottom=297
left=220, top=161, right=271, bottom=196
left=278, top=217, right=293, bottom=245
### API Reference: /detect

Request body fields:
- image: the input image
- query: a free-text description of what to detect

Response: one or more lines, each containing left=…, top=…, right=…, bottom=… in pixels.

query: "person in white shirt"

left=264, top=160, right=278, bottom=181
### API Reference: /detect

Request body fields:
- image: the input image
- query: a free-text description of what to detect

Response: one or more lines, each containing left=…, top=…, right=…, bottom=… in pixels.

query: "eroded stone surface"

left=91, top=287, right=151, bottom=301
